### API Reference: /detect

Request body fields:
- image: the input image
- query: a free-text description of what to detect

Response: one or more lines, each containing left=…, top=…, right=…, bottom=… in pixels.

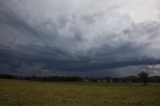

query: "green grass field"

left=0, top=79, right=160, bottom=106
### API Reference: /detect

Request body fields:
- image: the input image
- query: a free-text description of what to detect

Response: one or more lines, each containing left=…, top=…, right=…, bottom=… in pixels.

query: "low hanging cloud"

left=0, top=0, right=160, bottom=76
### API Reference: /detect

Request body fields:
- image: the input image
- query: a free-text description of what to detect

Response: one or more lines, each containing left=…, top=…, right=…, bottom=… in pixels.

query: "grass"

left=0, top=79, right=160, bottom=106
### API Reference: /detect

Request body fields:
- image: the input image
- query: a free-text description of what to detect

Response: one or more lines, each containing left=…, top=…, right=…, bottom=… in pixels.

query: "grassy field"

left=0, top=79, right=160, bottom=106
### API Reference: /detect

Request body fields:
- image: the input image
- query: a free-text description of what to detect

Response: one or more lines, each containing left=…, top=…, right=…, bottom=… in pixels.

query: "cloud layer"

left=0, top=0, right=160, bottom=76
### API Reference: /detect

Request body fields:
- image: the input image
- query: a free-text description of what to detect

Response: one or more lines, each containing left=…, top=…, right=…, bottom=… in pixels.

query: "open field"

left=0, top=79, right=160, bottom=106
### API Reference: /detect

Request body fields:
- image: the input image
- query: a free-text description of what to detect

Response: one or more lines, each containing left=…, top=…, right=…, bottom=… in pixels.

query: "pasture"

left=0, top=79, right=160, bottom=106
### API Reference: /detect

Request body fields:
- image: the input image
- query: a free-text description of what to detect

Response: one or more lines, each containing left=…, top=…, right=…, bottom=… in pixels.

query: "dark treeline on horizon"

left=0, top=73, right=160, bottom=83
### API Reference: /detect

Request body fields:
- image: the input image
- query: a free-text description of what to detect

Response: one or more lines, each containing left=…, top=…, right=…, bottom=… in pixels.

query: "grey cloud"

left=0, top=0, right=160, bottom=76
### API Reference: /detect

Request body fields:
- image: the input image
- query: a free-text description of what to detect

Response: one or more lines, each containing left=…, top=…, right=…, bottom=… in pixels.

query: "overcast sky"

left=0, top=0, right=160, bottom=77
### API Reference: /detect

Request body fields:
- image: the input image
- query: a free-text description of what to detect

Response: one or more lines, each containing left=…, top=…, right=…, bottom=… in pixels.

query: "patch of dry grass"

left=0, top=79, right=160, bottom=106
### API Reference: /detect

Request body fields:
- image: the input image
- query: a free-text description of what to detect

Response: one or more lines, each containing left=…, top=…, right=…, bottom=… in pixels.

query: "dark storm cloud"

left=0, top=0, right=160, bottom=76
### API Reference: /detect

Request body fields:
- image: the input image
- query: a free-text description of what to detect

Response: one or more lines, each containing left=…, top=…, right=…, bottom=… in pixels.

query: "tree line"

left=0, top=71, right=160, bottom=84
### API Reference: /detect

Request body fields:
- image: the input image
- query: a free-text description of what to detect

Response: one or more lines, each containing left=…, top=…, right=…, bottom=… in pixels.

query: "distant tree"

left=138, top=71, right=149, bottom=86
left=149, top=76, right=160, bottom=83
left=105, top=77, right=111, bottom=83
left=89, top=78, right=98, bottom=83
left=0, top=74, right=15, bottom=79
left=122, top=76, right=138, bottom=83
left=112, top=78, right=120, bottom=83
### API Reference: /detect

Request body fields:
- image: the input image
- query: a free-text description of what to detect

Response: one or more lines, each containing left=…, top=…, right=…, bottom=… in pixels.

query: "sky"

left=0, top=0, right=160, bottom=77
